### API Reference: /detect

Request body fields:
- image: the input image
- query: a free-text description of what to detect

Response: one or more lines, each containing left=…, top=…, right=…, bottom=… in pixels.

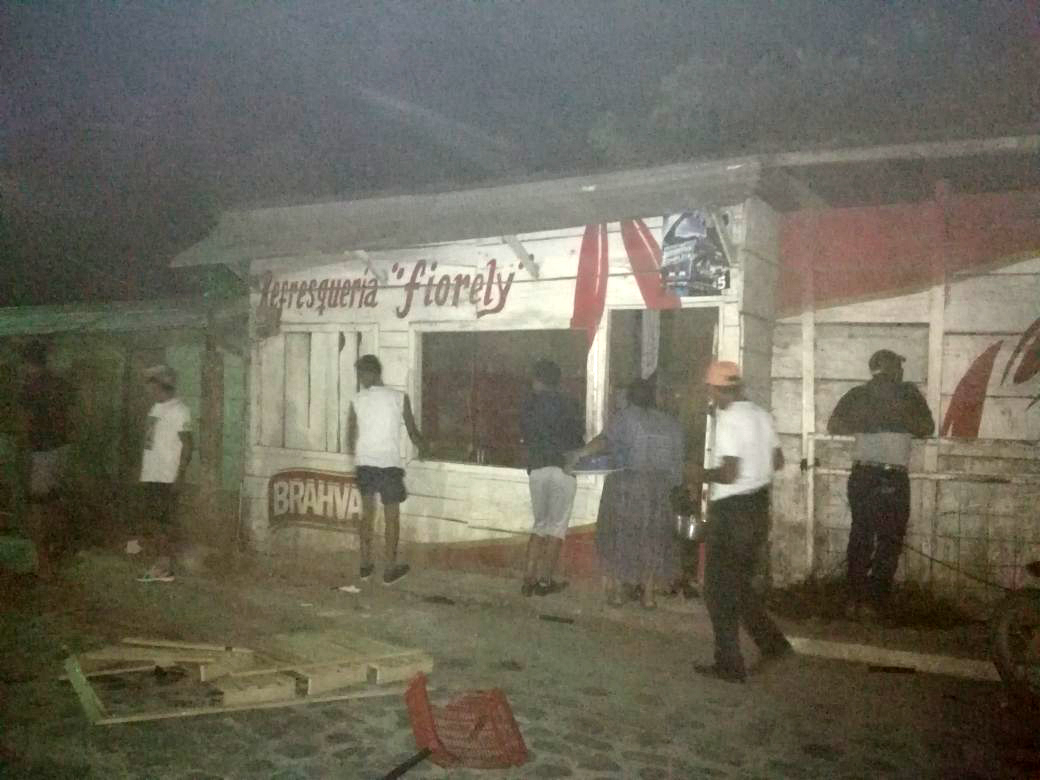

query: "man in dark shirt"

left=827, top=349, right=934, bottom=619
left=519, top=359, right=584, bottom=597
left=18, top=340, right=74, bottom=579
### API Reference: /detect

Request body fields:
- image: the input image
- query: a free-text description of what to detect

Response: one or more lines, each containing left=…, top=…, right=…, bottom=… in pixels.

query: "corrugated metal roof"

left=172, top=134, right=1040, bottom=268
left=172, top=158, right=763, bottom=267
left=0, top=298, right=247, bottom=338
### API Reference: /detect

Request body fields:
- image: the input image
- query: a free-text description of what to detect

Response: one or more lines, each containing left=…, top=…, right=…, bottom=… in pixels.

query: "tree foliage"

left=591, top=4, right=1040, bottom=164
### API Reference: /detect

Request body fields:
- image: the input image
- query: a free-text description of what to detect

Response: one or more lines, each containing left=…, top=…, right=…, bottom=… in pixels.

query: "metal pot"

left=675, top=512, right=708, bottom=542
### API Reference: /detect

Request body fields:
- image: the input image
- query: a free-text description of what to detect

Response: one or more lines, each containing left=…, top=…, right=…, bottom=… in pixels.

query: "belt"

left=853, top=461, right=907, bottom=472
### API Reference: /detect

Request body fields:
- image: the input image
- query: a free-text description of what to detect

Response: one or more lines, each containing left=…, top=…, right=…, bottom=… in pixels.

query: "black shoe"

left=521, top=580, right=536, bottom=597
left=382, top=564, right=410, bottom=586
left=534, top=579, right=568, bottom=596
left=359, top=564, right=374, bottom=582
left=754, top=643, right=795, bottom=673
left=693, top=663, right=746, bottom=683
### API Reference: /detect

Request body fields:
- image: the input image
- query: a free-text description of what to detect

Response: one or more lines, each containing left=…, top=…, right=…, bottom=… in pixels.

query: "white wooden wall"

left=770, top=252, right=1040, bottom=604
left=239, top=204, right=780, bottom=558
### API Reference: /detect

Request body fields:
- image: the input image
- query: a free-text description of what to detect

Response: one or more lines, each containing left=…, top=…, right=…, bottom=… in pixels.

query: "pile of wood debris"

left=64, top=631, right=433, bottom=725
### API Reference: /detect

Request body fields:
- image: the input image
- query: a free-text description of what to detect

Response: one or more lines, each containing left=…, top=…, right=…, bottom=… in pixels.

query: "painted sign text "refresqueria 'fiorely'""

left=257, top=259, right=515, bottom=319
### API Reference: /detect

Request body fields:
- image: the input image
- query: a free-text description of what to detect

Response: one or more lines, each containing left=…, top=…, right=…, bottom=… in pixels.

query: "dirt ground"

left=2, top=547, right=1040, bottom=779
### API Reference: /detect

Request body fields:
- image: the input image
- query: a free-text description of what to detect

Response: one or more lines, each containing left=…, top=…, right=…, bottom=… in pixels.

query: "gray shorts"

left=528, top=466, right=577, bottom=539
left=28, top=445, right=70, bottom=503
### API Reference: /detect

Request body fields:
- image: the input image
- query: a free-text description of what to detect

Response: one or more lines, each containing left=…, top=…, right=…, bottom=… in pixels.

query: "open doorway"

left=607, top=307, right=717, bottom=464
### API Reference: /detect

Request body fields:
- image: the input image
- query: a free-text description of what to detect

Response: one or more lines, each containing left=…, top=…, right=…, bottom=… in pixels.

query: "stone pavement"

left=0, top=551, right=1036, bottom=779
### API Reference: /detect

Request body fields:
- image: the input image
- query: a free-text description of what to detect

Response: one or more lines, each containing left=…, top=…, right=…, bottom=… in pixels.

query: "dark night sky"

left=0, top=1, right=1033, bottom=305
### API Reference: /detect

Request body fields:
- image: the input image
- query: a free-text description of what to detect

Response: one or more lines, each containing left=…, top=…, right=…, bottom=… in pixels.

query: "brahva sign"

left=268, top=469, right=363, bottom=529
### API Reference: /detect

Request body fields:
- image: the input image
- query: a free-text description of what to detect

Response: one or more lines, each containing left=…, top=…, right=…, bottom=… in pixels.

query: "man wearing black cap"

left=827, top=349, right=934, bottom=619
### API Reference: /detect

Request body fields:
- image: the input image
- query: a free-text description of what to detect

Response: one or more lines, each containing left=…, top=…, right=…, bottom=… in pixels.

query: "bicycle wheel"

left=991, top=589, right=1040, bottom=699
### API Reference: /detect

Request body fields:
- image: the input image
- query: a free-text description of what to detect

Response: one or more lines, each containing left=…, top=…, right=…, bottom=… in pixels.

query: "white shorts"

left=528, top=466, right=577, bottom=539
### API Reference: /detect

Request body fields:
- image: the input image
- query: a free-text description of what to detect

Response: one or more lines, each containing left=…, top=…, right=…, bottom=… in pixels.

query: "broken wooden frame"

left=64, top=632, right=434, bottom=725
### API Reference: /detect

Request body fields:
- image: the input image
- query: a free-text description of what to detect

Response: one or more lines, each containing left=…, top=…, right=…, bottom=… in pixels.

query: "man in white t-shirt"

left=347, top=354, right=424, bottom=586
left=687, top=361, right=792, bottom=682
left=137, top=365, right=193, bottom=583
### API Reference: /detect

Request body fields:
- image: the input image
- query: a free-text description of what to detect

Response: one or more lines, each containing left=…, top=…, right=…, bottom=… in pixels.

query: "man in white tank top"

left=347, top=355, right=424, bottom=585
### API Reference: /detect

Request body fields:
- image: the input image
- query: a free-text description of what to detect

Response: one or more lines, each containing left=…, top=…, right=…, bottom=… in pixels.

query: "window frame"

left=252, top=322, right=377, bottom=454
left=411, top=322, right=590, bottom=470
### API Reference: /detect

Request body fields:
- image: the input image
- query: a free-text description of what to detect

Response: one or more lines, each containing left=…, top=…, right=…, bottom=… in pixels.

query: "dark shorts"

left=356, top=466, right=407, bottom=504
left=140, top=482, right=178, bottom=527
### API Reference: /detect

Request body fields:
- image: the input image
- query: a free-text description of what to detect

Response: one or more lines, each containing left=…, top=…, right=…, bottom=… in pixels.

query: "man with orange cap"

left=689, top=360, right=792, bottom=682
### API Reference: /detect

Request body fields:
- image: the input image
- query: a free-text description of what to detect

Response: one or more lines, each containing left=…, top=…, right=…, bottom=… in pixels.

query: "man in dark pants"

left=828, top=349, right=934, bottom=620
left=689, top=361, right=792, bottom=683
left=18, top=340, right=74, bottom=580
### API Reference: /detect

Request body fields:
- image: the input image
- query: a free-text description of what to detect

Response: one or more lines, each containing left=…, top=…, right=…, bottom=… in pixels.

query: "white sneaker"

left=137, top=564, right=175, bottom=583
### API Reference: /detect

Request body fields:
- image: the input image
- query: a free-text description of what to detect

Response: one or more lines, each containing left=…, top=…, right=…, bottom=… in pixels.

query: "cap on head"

left=705, top=360, right=741, bottom=387
left=355, top=354, right=382, bottom=374
left=144, top=364, right=177, bottom=390
left=869, top=349, right=904, bottom=374
left=532, top=359, right=561, bottom=388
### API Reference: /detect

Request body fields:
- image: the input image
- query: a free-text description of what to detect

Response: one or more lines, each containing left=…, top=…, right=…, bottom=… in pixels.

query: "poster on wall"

left=660, top=211, right=729, bottom=296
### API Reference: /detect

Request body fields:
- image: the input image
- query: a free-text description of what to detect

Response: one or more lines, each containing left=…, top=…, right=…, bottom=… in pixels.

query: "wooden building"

left=0, top=298, right=247, bottom=552
left=173, top=135, right=1040, bottom=603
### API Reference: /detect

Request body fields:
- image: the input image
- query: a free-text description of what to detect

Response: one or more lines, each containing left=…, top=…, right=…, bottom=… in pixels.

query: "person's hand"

left=685, top=483, right=702, bottom=504
left=563, top=450, right=581, bottom=475
left=684, top=461, right=704, bottom=486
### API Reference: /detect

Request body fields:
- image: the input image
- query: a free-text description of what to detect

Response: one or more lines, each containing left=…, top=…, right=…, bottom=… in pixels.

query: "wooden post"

left=201, top=310, right=225, bottom=543
left=115, top=338, right=136, bottom=530
left=924, top=182, right=950, bottom=587
left=801, top=219, right=817, bottom=579
left=640, top=309, right=660, bottom=379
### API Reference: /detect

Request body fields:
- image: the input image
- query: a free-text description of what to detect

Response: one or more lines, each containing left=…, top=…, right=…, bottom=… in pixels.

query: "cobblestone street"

left=1, top=552, right=1036, bottom=778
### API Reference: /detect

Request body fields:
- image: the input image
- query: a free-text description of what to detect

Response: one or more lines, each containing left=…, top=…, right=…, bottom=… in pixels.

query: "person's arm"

left=176, top=431, right=193, bottom=484
left=569, top=398, right=586, bottom=451
left=770, top=415, right=784, bottom=472
left=688, top=412, right=740, bottom=485
left=518, top=397, right=534, bottom=443
left=827, top=387, right=864, bottom=435
left=402, top=394, right=425, bottom=456
left=901, top=383, right=936, bottom=438
left=346, top=403, right=358, bottom=456
left=704, top=456, right=740, bottom=485
left=685, top=455, right=740, bottom=485
left=564, top=432, right=608, bottom=472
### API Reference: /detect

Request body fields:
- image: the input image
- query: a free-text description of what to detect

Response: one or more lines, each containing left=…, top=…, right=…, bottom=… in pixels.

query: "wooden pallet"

left=64, top=632, right=433, bottom=725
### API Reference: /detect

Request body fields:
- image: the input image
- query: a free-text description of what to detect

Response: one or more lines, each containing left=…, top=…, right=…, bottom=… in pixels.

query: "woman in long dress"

left=569, top=377, right=684, bottom=608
